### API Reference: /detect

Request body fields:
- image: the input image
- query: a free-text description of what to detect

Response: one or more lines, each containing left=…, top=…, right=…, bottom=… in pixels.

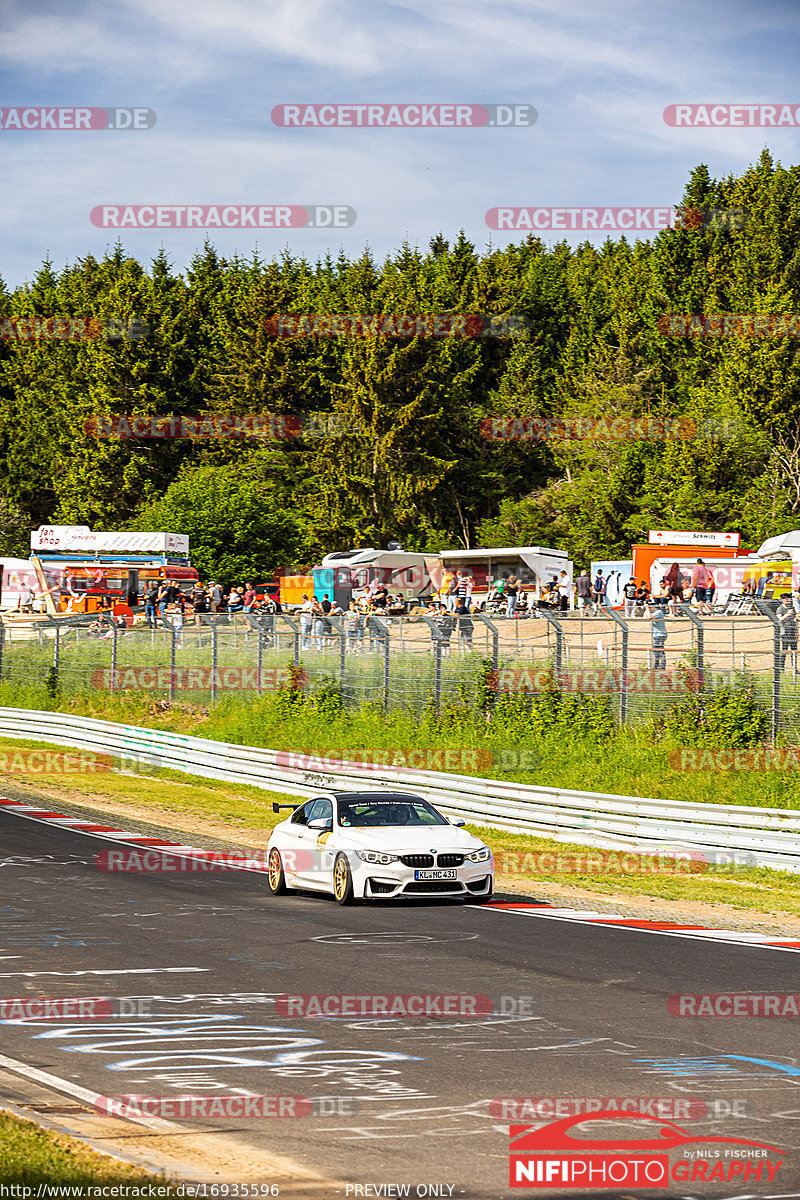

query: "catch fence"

left=0, top=605, right=797, bottom=736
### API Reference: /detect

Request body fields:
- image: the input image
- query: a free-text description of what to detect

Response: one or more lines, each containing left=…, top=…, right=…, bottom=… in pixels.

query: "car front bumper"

left=351, top=856, right=494, bottom=900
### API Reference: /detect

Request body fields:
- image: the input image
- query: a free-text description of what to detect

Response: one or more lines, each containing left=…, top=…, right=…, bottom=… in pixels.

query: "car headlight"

left=466, top=846, right=491, bottom=862
left=356, top=850, right=399, bottom=864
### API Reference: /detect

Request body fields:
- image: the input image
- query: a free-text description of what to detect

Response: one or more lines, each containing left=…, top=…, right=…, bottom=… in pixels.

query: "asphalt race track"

left=2, top=804, right=800, bottom=1198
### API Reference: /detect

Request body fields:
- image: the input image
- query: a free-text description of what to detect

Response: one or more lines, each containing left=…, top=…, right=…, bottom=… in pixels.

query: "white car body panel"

left=267, top=791, right=494, bottom=901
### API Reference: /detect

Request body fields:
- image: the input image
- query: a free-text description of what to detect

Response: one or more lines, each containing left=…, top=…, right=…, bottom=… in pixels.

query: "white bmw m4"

left=266, top=791, right=494, bottom=905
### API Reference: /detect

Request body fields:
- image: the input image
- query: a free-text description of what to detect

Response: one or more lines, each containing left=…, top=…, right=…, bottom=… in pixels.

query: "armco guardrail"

left=0, top=706, right=798, bottom=873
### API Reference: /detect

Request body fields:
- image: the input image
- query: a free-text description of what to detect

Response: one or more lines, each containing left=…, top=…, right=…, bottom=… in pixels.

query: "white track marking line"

left=0, top=1051, right=179, bottom=1131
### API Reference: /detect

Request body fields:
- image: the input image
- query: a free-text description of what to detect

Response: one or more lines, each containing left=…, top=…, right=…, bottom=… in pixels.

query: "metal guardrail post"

left=755, top=600, right=781, bottom=741
left=601, top=604, right=629, bottom=724
left=475, top=612, right=500, bottom=670
left=169, top=624, right=177, bottom=703
left=677, top=604, right=705, bottom=689
left=537, top=607, right=565, bottom=672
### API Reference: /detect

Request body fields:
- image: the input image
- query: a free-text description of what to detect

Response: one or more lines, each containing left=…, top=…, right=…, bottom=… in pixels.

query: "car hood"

left=338, top=824, right=488, bottom=853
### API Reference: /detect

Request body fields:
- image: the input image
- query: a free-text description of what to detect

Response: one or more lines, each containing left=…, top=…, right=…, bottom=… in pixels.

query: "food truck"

left=0, top=526, right=198, bottom=615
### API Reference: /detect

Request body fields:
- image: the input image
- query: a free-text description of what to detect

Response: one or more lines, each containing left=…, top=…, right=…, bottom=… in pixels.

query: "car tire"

left=267, top=847, right=289, bottom=896
left=333, top=853, right=356, bottom=905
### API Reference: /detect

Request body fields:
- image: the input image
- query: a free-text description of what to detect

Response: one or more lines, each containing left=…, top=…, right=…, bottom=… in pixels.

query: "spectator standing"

left=455, top=600, right=474, bottom=651
left=777, top=594, right=798, bottom=671
left=456, top=571, right=473, bottom=608
left=228, top=587, right=244, bottom=613
left=623, top=576, right=638, bottom=619
left=648, top=602, right=668, bottom=670
left=575, top=570, right=591, bottom=611
left=441, top=568, right=457, bottom=613
left=664, top=562, right=684, bottom=616
left=144, top=582, right=159, bottom=629
left=692, top=559, right=713, bottom=615
left=242, top=582, right=256, bottom=613
left=558, top=570, right=570, bottom=612
left=299, top=594, right=313, bottom=650
left=209, top=581, right=222, bottom=614
left=505, top=575, right=519, bottom=618
left=157, top=581, right=171, bottom=627
left=592, top=570, right=606, bottom=614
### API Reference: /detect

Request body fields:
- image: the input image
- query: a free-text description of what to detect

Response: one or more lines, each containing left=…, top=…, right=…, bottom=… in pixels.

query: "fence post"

left=537, top=608, right=565, bottom=673
left=0, top=618, right=5, bottom=684
left=110, top=621, right=118, bottom=693
left=601, top=603, right=629, bottom=724
left=419, top=615, right=447, bottom=711
left=755, top=600, right=781, bottom=742
left=53, top=623, right=60, bottom=691
left=211, top=618, right=218, bottom=704
left=475, top=612, right=500, bottom=670
left=169, top=624, right=177, bottom=703
left=369, top=616, right=390, bottom=709
left=678, top=604, right=705, bottom=689
left=257, top=629, right=264, bottom=696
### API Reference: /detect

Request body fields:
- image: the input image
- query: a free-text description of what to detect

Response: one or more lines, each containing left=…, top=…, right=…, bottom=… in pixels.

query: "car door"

left=296, top=797, right=335, bottom=889
left=279, top=800, right=315, bottom=885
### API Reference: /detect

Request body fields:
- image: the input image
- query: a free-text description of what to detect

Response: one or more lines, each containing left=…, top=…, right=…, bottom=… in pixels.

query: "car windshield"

left=337, top=798, right=448, bottom=827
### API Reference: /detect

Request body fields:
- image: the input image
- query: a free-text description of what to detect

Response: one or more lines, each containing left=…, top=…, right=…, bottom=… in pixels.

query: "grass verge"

left=0, top=1110, right=174, bottom=1190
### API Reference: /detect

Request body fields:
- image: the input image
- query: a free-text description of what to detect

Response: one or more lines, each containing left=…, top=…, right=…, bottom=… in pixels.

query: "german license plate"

left=414, top=868, right=457, bottom=880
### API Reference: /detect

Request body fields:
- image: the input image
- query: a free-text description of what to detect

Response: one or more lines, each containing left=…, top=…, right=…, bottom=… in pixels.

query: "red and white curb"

left=0, top=796, right=267, bottom=871
left=487, top=899, right=800, bottom=953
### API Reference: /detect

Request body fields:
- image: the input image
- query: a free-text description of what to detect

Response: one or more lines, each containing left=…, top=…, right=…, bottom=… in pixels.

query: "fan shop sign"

left=90, top=667, right=300, bottom=691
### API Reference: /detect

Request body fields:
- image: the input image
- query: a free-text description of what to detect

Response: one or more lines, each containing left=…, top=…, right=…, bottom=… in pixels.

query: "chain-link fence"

left=0, top=604, right=797, bottom=735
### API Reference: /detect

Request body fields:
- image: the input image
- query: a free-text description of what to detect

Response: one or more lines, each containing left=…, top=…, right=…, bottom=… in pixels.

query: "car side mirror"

left=307, top=817, right=331, bottom=831
left=450, top=818, right=466, bottom=827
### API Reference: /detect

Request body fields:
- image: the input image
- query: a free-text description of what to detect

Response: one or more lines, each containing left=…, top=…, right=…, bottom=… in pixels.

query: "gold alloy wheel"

left=333, top=855, right=349, bottom=900
left=268, top=848, right=283, bottom=891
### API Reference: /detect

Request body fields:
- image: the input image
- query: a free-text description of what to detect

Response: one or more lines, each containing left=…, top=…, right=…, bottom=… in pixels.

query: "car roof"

left=330, top=791, right=429, bottom=803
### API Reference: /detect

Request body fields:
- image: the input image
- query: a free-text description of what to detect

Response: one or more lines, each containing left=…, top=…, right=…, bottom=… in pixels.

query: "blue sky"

left=1, top=0, right=798, bottom=287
